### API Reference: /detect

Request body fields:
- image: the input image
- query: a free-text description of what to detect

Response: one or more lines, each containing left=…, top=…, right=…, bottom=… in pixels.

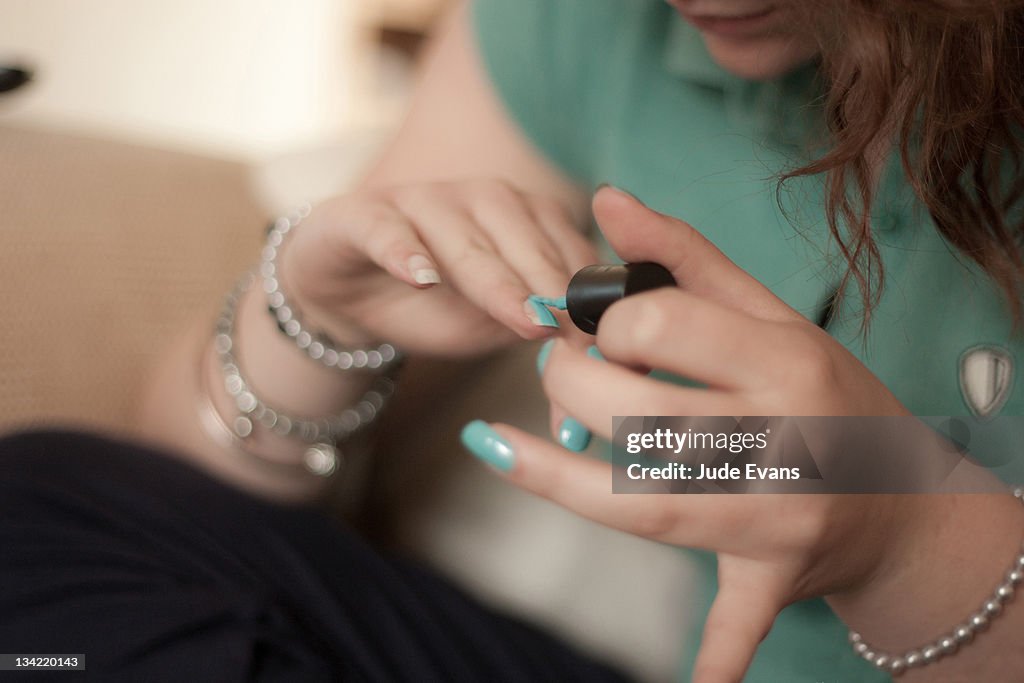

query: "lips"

left=669, top=2, right=779, bottom=38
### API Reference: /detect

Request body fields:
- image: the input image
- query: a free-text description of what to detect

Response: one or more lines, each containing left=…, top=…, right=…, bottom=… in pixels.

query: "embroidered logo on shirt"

left=959, top=345, right=1014, bottom=420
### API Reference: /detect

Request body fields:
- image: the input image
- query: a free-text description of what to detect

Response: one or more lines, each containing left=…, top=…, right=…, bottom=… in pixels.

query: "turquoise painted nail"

left=461, top=420, right=515, bottom=472
left=587, top=345, right=605, bottom=361
left=559, top=417, right=592, bottom=452
left=537, top=339, right=554, bottom=375
left=525, top=296, right=560, bottom=328
left=531, top=295, right=567, bottom=310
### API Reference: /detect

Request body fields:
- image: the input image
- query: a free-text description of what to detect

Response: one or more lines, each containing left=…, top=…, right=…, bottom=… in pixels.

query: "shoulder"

left=469, top=0, right=676, bottom=183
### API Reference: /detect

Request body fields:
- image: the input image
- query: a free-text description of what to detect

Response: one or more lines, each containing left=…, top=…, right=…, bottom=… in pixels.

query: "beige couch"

left=0, top=124, right=264, bottom=436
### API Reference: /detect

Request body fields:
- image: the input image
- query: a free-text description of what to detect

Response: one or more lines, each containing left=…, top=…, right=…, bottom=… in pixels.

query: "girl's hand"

left=465, top=187, right=933, bottom=681
left=281, top=180, right=597, bottom=356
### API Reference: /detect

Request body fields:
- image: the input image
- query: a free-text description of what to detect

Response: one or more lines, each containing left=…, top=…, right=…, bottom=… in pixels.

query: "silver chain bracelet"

left=849, top=487, right=1024, bottom=677
left=261, top=204, right=401, bottom=372
left=206, top=271, right=398, bottom=477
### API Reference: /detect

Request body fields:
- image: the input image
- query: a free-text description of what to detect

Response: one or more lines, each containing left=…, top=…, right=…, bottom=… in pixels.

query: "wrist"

left=235, top=276, right=376, bottom=415
left=828, top=492, right=1024, bottom=677
left=198, top=272, right=397, bottom=485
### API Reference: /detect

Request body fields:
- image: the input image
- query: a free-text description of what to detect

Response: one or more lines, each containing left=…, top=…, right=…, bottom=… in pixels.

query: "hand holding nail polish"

left=461, top=186, right=930, bottom=683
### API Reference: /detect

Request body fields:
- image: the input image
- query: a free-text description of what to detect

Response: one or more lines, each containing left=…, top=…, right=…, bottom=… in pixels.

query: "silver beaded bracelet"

left=205, top=271, right=397, bottom=477
left=848, top=487, right=1024, bottom=677
left=261, top=204, right=401, bottom=372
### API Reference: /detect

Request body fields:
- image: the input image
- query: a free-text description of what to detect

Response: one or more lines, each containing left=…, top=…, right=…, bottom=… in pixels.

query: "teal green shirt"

left=473, top=1, right=1024, bottom=680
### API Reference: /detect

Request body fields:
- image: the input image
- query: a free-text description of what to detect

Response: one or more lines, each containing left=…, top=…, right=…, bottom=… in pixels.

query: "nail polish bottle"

left=566, top=262, right=676, bottom=334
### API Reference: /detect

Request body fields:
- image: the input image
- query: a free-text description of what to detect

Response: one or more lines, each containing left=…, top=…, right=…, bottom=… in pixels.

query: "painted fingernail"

left=558, top=417, right=592, bottom=452
left=524, top=296, right=560, bottom=328
left=461, top=420, right=515, bottom=472
left=408, top=255, right=441, bottom=285
left=537, top=339, right=554, bottom=375
left=587, top=345, right=605, bottom=361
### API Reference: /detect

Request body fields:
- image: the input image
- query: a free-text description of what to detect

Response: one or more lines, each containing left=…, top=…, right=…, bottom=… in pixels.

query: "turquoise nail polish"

left=531, top=295, right=567, bottom=310
left=558, top=417, right=592, bottom=452
left=537, top=339, right=554, bottom=375
left=461, top=420, right=515, bottom=472
left=526, top=296, right=560, bottom=328
left=587, top=345, right=605, bottom=361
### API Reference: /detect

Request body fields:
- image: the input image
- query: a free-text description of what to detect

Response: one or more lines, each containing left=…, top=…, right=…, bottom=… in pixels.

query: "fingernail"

left=595, top=183, right=639, bottom=201
left=461, top=420, right=515, bottom=472
left=587, top=345, right=605, bottom=361
left=558, top=417, right=592, bottom=452
left=408, top=255, right=441, bottom=285
left=524, top=296, right=560, bottom=328
left=531, top=295, right=567, bottom=311
left=537, top=339, right=554, bottom=375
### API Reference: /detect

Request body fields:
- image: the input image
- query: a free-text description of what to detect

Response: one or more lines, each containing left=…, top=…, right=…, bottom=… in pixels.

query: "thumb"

left=592, top=185, right=799, bottom=323
left=691, top=560, right=786, bottom=683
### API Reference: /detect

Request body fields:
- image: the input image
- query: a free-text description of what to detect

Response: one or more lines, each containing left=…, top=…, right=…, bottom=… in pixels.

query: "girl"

left=4, top=0, right=1023, bottom=680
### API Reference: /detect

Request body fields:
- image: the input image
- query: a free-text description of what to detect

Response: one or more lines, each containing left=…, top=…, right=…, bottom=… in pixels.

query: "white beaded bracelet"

left=204, top=271, right=398, bottom=478
left=848, top=487, right=1024, bottom=677
left=261, top=205, right=401, bottom=372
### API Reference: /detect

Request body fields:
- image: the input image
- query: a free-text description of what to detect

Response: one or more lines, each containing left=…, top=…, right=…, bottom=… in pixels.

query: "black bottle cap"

left=566, top=262, right=677, bottom=335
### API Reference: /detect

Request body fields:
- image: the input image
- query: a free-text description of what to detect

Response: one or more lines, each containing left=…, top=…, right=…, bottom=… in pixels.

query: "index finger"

left=478, top=422, right=754, bottom=549
left=592, top=186, right=802, bottom=323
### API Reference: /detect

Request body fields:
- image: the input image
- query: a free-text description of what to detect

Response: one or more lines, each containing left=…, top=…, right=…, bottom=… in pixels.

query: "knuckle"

left=533, top=196, right=574, bottom=225
left=390, top=183, right=429, bottom=210
left=628, top=501, right=679, bottom=538
left=789, top=508, right=830, bottom=548
left=359, top=203, right=400, bottom=229
left=375, top=236, right=413, bottom=261
left=625, top=291, right=682, bottom=349
left=785, top=329, right=836, bottom=389
left=472, top=177, right=519, bottom=204
left=456, top=230, right=494, bottom=261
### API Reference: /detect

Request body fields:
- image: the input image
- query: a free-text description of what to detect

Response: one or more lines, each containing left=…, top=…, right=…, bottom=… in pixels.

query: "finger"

left=692, top=563, right=785, bottom=683
left=537, top=340, right=592, bottom=452
left=395, top=188, right=554, bottom=339
left=525, top=195, right=602, bottom=347
left=540, top=340, right=739, bottom=441
left=598, top=288, right=785, bottom=390
left=337, top=202, right=442, bottom=288
left=528, top=194, right=598, bottom=274
left=592, top=186, right=800, bottom=323
left=467, top=181, right=577, bottom=296
left=475, top=423, right=692, bottom=541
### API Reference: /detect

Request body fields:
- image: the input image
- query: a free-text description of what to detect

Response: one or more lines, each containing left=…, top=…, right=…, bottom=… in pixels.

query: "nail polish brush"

left=528, top=262, right=677, bottom=334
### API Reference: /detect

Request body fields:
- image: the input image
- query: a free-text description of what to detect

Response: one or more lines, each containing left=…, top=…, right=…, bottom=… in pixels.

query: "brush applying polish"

left=526, top=262, right=677, bottom=334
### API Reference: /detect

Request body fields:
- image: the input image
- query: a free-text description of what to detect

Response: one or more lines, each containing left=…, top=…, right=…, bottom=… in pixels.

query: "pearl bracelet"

left=205, top=271, right=397, bottom=477
left=261, top=205, right=400, bottom=372
left=848, top=487, right=1024, bottom=677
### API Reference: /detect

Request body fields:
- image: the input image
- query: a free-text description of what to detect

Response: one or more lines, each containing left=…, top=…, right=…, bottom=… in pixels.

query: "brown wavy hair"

left=784, top=0, right=1024, bottom=327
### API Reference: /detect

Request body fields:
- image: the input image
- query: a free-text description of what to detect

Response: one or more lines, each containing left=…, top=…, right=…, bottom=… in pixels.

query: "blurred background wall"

left=0, top=0, right=447, bottom=161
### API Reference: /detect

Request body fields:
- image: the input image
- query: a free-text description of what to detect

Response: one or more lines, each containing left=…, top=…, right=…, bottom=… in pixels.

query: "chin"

left=702, top=35, right=818, bottom=81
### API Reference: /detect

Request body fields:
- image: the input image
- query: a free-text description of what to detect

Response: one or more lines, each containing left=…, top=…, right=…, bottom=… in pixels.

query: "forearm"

left=829, top=492, right=1024, bottom=680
